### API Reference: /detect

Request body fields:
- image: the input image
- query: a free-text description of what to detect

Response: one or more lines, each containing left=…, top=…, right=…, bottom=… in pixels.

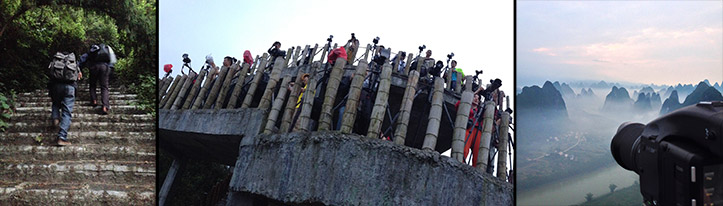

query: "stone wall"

left=227, top=131, right=513, bottom=206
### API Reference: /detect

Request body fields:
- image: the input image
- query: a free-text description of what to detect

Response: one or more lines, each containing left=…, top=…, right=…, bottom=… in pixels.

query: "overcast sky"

left=517, top=0, right=723, bottom=87
left=159, top=0, right=513, bottom=101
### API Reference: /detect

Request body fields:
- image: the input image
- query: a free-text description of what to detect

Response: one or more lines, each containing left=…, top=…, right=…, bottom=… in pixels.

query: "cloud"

left=529, top=26, right=723, bottom=84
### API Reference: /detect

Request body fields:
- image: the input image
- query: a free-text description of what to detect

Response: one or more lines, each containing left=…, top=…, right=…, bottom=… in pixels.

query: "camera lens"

left=611, top=122, right=645, bottom=172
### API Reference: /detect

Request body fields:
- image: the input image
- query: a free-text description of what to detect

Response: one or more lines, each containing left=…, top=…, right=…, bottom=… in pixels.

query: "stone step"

left=0, top=145, right=155, bottom=162
left=18, top=91, right=126, bottom=97
left=17, top=87, right=127, bottom=96
left=13, top=105, right=146, bottom=115
left=15, top=94, right=138, bottom=102
left=9, top=113, right=153, bottom=123
left=1, top=131, right=155, bottom=146
left=5, top=122, right=154, bottom=133
left=14, top=100, right=137, bottom=108
left=0, top=160, right=154, bottom=184
left=0, top=182, right=154, bottom=205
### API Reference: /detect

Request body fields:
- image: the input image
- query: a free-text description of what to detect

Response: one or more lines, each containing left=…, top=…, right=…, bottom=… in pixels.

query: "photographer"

left=345, top=34, right=359, bottom=63
left=391, top=51, right=407, bottom=73
left=267, top=41, right=286, bottom=69
left=447, top=60, right=464, bottom=91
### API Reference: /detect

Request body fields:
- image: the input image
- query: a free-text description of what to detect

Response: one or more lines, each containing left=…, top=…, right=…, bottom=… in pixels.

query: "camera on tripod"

left=418, top=45, right=426, bottom=53
left=611, top=101, right=723, bottom=206
left=373, top=36, right=380, bottom=45
left=182, top=53, right=191, bottom=64
left=327, top=35, right=334, bottom=43
left=447, top=52, right=455, bottom=60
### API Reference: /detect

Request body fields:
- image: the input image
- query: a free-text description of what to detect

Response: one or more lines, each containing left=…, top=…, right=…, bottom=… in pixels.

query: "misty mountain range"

left=518, top=80, right=723, bottom=115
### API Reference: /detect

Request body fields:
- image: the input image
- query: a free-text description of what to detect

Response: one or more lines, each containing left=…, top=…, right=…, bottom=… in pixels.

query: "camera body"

left=447, top=52, right=455, bottom=59
left=418, top=45, right=426, bottom=53
left=373, top=37, right=380, bottom=45
left=327, top=35, right=334, bottom=43
left=182, top=53, right=191, bottom=64
left=612, top=101, right=723, bottom=206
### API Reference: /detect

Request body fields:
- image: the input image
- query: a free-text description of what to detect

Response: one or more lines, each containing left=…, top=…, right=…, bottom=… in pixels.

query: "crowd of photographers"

left=163, top=34, right=509, bottom=168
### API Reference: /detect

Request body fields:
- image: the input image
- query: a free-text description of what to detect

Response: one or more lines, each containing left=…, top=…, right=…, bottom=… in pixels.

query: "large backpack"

left=48, top=52, right=79, bottom=82
left=91, top=43, right=112, bottom=63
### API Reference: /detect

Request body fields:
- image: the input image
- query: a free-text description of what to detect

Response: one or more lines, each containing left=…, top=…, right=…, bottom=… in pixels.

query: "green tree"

left=609, top=184, right=617, bottom=193
left=0, top=0, right=156, bottom=113
left=585, top=192, right=594, bottom=202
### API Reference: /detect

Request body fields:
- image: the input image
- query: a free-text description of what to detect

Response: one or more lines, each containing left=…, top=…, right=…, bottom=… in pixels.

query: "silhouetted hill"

left=553, top=81, right=576, bottom=99
left=681, top=82, right=723, bottom=106
left=633, top=93, right=651, bottom=112
left=518, top=81, right=568, bottom=120
left=650, top=92, right=661, bottom=110
left=577, top=88, right=596, bottom=98
left=602, top=86, right=633, bottom=111
left=660, top=82, right=723, bottom=114
left=660, top=90, right=681, bottom=114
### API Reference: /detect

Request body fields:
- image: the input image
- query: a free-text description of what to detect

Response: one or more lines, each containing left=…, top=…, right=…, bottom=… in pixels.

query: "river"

left=518, top=165, right=639, bottom=206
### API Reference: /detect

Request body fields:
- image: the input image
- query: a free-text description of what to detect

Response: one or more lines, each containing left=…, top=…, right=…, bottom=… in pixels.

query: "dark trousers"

left=89, top=63, right=110, bottom=109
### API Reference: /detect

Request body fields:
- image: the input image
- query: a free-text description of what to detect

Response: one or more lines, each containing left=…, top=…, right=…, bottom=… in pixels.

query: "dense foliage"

left=158, top=150, right=233, bottom=205
left=0, top=0, right=156, bottom=113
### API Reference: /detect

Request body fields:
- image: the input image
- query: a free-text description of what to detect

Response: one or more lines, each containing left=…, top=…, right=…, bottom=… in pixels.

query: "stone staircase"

left=0, top=83, right=155, bottom=205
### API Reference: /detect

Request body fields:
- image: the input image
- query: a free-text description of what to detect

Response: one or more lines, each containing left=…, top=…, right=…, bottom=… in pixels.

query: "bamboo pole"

left=476, top=100, right=496, bottom=172
left=160, top=75, right=181, bottom=108
left=393, top=70, right=420, bottom=145
left=159, top=76, right=173, bottom=100
left=296, top=62, right=321, bottom=132
left=362, top=44, right=372, bottom=62
left=171, top=72, right=196, bottom=110
left=213, top=63, right=239, bottom=109
left=318, top=58, right=347, bottom=131
left=241, top=53, right=269, bottom=108
left=319, top=44, right=330, bottom=65
left=191, top=66, right=218, bottom=109
left=162, top=75, right=187, bottom=109
left=279, top=68, right=306, bottom=133
left=422, top=77, right=445, bottom=150
left=258, top=57, right=286, bottom=111
left=263, top=74, right=292, bottom=134
left=392, top=52, right=401, bottom=74
left=203, top=66, right=230, bottom=109
left=366, top=62, right=393, bottom=139
left=225, top=63, right=251, bottom=109
left=496, top=111, right=510, bottom=180
left=452, top=76, right=473, bottom=161
left=182, top=69, right=207, bottom=110
left=404, top=53, right=413, bottom=75
left=284, top=47, right=294, bottom=67
left=340, top=60, right=369, bottom=134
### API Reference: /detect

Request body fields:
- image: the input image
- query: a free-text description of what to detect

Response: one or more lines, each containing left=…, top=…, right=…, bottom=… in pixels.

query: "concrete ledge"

left=228, top=131, right=513, bottom=206
left=159, top=109, right=267, bottom=165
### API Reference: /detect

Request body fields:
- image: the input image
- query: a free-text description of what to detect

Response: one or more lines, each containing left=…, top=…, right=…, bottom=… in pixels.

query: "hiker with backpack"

left=82, top=44, right=116, bottom=115
left=48, top=52, right=82, bottom=146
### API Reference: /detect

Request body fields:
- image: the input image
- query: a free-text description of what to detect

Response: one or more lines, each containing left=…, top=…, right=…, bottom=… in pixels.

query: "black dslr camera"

left=418, top=45, right=426, bottom=53
left=327, top=35, right=334, bottom=43
left=611, top=101, right=723, bottom=206
left=479, top=78, right=502, bottom=100
left=182, top=53, right=191, bottom=64
left=373, top=36, right=380, bottom=45
left=447, top=52, right=455, bottom=60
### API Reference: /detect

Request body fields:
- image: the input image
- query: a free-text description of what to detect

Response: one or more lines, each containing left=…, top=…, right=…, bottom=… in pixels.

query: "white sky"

left=159, top=0, right=513, bottom=104
left=517, top=0, right=723, bottom=87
